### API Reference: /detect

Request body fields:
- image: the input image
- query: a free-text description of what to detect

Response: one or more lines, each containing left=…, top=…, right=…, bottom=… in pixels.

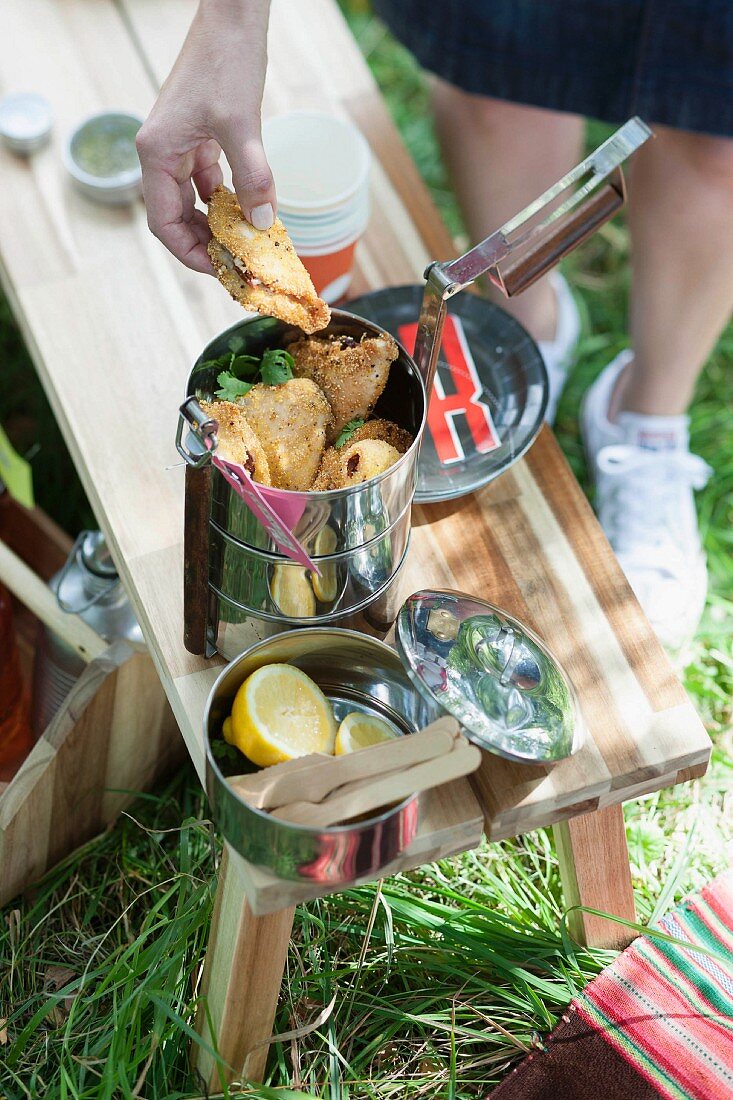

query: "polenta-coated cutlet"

left=288, top=332, right=399, bottom=443
left=200, top=399, right=272, bottom=485
left=346, top=417, right=413, bottom=454
left=237, top=378, right=332, bottom=491
left=207, top=186, right=330, bottom=334
left=312, top=439, right=402, bottom=491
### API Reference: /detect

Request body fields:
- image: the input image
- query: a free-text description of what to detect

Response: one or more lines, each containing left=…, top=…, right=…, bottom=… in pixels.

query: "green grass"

left=1, top=3, right=731, bottom=1097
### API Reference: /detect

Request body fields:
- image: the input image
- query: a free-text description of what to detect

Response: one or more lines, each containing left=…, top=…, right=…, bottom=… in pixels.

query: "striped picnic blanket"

left=490, top=870, right=733, bottom=1099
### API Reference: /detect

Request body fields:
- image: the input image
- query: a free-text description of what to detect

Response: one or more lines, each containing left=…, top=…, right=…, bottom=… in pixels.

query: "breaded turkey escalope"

left=207, top=186, right=330, bottom=334
left=345, top=417, right=413, bottom=454
left=288, top=332, right=399, bottom=444
left=238, top=378, right=331, bottom=491
left=313, top=439, right=402, bottom=491
left=200, top=399, right=272, bottom=485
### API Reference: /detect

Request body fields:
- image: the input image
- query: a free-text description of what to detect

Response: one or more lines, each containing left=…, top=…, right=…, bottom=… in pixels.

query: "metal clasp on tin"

left=413, top=116, right=653, bottom=401
left=175, top=396, right=219, bottom=468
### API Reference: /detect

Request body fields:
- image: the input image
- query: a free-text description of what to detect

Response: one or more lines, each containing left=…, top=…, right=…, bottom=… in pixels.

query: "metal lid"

left=80, top=531, right=118, bottom=579
left=0, top=92, right=53, bottom=155
left=346, top=285, right=547, bottom=502
left=395, top=590, right=583, bottom=764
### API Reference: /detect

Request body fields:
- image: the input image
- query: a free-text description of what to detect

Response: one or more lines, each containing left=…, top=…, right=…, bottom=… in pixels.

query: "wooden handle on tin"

left=183, top=464, right=212, bottom=655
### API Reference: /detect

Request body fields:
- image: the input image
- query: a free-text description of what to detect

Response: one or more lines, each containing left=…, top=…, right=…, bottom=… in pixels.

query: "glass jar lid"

left=395, top=590, right=584, bottom=764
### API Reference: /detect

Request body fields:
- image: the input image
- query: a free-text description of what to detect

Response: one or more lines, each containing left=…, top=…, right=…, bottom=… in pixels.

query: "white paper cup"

left=283, top=205, right=369, bottom=249
left=263, top=111, right=370, bottom=212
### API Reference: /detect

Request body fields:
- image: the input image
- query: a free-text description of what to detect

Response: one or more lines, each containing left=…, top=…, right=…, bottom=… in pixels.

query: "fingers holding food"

left=207, top=186, right=330, bottom=334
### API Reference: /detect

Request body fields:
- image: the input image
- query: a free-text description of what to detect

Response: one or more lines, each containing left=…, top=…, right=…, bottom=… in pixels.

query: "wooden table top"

left=0, top=0, right=710, bottom=907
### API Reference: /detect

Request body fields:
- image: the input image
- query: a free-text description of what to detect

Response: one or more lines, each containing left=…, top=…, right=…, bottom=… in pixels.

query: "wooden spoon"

left=272, top=734, right=481, bottom=827
left=230, top=716, right=460, bottom=810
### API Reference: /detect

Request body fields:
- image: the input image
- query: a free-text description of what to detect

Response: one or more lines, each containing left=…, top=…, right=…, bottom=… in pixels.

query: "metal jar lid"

left=0, top=92, right=53, bottom=155
left=395, top=589, right=583, bottom=764
left=346, top=285, right=547, bottom=503
left=80, top=531, right=118, bottom=578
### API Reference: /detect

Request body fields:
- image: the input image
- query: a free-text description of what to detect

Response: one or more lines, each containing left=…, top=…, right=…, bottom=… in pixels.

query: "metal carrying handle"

left=176, top=396, right=219, bottom=468
left=413, top=116, right=653, bottom=400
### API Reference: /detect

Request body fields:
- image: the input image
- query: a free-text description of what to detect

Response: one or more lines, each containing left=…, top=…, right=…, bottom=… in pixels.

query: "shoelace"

left=595, top=444, right=712, bottom=567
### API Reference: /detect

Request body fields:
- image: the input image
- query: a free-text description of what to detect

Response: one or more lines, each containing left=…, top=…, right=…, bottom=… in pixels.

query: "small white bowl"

left=64, top=110, right=143, bottom=205
left=0, top=92, right=53, bottom=155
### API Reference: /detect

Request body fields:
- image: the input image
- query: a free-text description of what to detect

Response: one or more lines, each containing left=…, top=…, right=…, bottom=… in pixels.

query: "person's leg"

left=431, top=80, right=585, bottom=342
left=608, top=125, right=733, bottom=419
left=581, top=125, right=733, bottom=648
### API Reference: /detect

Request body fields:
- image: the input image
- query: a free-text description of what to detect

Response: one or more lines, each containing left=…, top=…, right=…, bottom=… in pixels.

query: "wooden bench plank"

left=0, top=0, right=710, bottom=891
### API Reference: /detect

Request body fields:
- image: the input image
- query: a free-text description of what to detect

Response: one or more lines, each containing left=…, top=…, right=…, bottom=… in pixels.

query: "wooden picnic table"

left=0, top=0, right=711, bottom=1089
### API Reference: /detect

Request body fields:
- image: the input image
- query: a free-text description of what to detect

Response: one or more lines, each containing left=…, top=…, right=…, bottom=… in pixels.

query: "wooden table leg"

left=193, top=843, right=295, bottom=1090
left=553, top=804, right=637, bottom=950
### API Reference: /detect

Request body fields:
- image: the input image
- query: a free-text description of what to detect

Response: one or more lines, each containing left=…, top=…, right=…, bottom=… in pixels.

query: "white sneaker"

left=539, top=271, right=581, bottom=424
left=581, top=351, right=712, bottom=649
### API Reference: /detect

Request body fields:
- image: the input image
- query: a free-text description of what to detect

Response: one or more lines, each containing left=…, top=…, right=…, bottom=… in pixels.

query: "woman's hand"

left=136, top=0, right=275, bottom=273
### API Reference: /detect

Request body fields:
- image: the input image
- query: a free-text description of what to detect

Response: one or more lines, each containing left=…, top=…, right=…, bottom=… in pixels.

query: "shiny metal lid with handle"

left=395, top=590, right=584, bottom=764
left=408, top=116, right=652, bottom=501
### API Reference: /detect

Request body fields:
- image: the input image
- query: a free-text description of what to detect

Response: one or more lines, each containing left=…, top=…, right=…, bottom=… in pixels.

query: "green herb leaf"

left=211, top=738, right=245, bottom=768
left=260, top=348, right=295, bottom=386
left=230, top=354, right=260, bottom=377
left=199, top=352, right=234, bottom=374
left=334, top=418, right=366, bottom=448
left=214, top=371, right=253, bottom=401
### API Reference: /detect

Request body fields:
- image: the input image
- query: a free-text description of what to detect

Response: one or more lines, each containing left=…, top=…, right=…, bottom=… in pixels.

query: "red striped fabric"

left=489, top=870, right=733, bottom=1100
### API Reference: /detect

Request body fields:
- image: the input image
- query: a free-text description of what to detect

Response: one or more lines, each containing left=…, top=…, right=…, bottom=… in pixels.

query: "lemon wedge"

left=229, top=663, right=336, bottom=767
left=335, top=711, right=399, bottom=755
left=270, top=565, right=316, bottom=618
left=222, top=716, right=234, bottom=744
left=312, top=525, right=339, bottom=602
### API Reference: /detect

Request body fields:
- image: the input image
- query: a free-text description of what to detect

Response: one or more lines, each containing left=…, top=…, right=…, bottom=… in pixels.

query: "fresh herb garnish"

left=260, top=348, right=294, bottom=386
left=334, top=418, right=365, bottom=448
left=211, top=737, right=246, bottom=770
left=208, top=345, right=295, bottom=398
left=231, top=354, right=260, bottom=376
left=215, top=371, right=253, bottom=401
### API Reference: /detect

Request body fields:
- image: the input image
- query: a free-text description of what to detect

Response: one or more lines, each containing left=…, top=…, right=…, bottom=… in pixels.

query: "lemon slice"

left=222, top=716, right=234, bottom=744
left=312, top=526, right=339, bottom=602
left=335, top=711, right=399, bottom=755
left=271, top=565, right=316, bottom=618
left=230, top=663, right=336, bottom=767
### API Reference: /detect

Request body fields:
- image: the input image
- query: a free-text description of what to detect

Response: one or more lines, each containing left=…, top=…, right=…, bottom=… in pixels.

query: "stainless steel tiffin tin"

left=184, top=118, right=649, bottom=887
left=178, top=309, right=426, bottom=657
left=204, top=630, right=434, bottom=884
left=204, top=589, right=585, bottom=882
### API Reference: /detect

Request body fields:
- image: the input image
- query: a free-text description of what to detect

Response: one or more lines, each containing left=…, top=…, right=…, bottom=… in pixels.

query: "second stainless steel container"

left=205, top=629, right=438, bottom=883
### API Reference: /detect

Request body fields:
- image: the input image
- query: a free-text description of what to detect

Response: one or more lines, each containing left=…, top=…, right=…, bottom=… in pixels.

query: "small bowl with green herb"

left=64, top=110, right=143, bottom=205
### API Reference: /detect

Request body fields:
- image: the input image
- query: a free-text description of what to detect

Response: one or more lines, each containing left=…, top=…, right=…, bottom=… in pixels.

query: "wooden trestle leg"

left=554, top=804, right=637, bottom=951
left=193, top=844, right=295, bottom=1089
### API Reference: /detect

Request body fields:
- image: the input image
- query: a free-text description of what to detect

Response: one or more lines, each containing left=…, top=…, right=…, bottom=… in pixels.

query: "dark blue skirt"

left=372, top=0, right=733, bottom=137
